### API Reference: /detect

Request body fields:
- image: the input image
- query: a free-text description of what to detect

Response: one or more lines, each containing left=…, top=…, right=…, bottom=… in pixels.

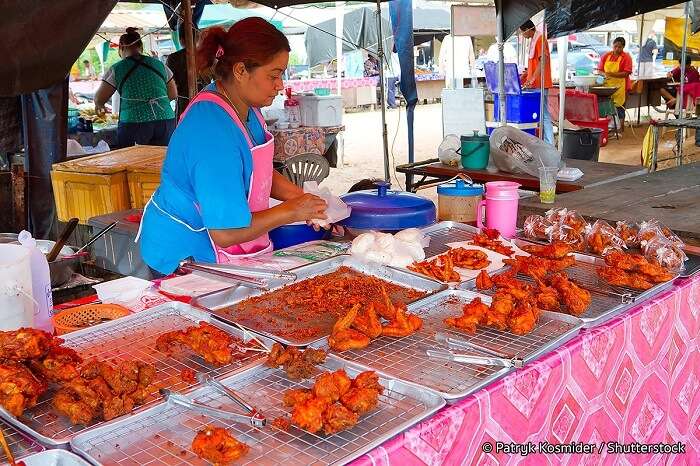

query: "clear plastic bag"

left=550, top=223, right=586, bottom=251
left=615, top=221, right=641, bottom=249
left=438, top=134, right=461, bottom=167
left=643, top=236, right=687, bottom=272
left=562, top=210, right=588, bottom=236
left=523, top=215, right=552, bottom=240
left=585, top=220, right=624, bottom=255
left=489, top=126, right=562, bottom=177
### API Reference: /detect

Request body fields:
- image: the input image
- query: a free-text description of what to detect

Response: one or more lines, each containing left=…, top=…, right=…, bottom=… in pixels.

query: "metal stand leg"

left=651, top=125, right=659, bottom=172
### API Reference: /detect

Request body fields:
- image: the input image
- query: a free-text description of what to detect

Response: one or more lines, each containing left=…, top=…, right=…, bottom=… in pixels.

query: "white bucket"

left=0, top=244, right=34, bottom=330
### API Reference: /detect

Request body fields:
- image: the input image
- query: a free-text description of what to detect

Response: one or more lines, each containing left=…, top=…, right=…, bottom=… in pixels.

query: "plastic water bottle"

left=18, top=231, right=54, bottom=332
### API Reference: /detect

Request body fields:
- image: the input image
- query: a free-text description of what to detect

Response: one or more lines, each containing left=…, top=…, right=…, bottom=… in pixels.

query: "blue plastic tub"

left=493, top=91, right=542, bottom=123
left=487, top=126, right=537, bottom=136
left=269, top=223, right=326, bottom=250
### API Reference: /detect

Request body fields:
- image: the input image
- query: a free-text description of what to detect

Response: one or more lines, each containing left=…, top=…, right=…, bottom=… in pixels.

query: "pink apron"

left=174, top=90, right=275, bottom=262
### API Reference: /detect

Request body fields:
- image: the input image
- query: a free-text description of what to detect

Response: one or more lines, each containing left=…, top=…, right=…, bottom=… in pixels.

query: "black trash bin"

left=562, top=128, right=603, bottom=161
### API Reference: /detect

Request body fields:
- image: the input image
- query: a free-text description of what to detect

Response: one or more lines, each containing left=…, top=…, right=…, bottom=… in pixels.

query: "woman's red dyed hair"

left=196, top=17, right=290, bottom=79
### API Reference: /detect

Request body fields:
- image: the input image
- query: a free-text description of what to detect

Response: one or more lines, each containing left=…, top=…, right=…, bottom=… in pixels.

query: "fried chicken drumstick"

left=192, top=426, right=249, bottom=465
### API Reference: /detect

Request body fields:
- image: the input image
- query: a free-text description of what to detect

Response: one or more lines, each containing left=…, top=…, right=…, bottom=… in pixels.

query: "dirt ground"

left=324, top=103, right=700, bottom=196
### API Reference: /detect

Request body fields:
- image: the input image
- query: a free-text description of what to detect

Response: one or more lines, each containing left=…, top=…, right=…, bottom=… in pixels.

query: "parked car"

left=549, top=41, right=599, bottom=82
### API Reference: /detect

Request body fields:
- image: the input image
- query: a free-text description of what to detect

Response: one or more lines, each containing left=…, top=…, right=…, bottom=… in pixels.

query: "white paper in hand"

left=303, top=181, right=351, bottom=228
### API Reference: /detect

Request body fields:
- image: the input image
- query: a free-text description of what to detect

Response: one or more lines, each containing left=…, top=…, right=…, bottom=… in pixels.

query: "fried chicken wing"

left=291, top=397, right=329, bottom=433
left=192, top=426, right=249, bottom=465
left=156, top=322, right=235, bottom=366
left=352, top=303, right=383, bottom=339
left=381, top=303, right=422, bottom=338
left=312, top=370, right=352, bottom=402
left=0, top=363, right=47, bottom=416
left=328, top=305, right=371, bottom=352
left=521, top=241, right=573, bottom=259
left=29, top=346, right=82, bottom=383
left=0, top=328, right=57, bottom=361
left=283, top=388, right=313, bottom=408
left=323, top=402, right=359, bottom=435
left=548, top=273, right=591, bottom=316
left=469, top=231, right=515, bottom=257
left=340, top=387, right=380, bottom=415
left=444, top=297, right=489, bottom=334
left=475, top=270, right=494, bottom=290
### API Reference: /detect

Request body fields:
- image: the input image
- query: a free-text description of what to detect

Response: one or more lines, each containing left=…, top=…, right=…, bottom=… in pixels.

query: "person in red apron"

left=138, top=18, right=328, bottom=275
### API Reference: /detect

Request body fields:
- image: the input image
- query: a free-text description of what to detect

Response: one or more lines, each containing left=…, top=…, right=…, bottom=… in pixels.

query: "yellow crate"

left=51, top=146, right=167, bottom=223
left=51, top=171, right=130, bottom=223
left=127, top=157, right=164, bottom=209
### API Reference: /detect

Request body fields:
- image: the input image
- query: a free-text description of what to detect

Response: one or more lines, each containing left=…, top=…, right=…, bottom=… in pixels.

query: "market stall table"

left=649, top=117, right=700, bottom=170
left=353, top=273, right=699, bottom=465
left=627, top=75, right=668, bottom=124
left=397, top=158, right=647, bottom=193
left=518, top=162, right=700, bottom=247
left=415, top=73, right=446, bottom=102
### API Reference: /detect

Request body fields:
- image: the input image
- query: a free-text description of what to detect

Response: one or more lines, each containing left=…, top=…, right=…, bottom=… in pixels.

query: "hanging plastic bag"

left=489, top=126, right=562, bottom=177
left=438, top=134, right=461, bottom=167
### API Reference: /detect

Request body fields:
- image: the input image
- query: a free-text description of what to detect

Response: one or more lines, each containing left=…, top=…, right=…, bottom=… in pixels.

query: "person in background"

left=81, top=60, right=97, bottom=80
left=638, top=35, right=658, bottom=78
left=519, top=20, right=554, bottom=145
left=660, top=61, right=700, bottom=108
left=598, top=37, right=633, bottom=132
left=387, top=47, right=401, bottom=109
left=364, top=55, right=379, bottom=77
left=167, top=23, right=212, bottom=119
left=95, top=27, right=178, bottom=147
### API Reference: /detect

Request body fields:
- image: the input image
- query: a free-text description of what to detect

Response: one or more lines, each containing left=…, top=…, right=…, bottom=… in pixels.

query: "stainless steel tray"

left=1, top=420, right=44, bottom=463
left=420, top=221, right=481, bottom=258
left=0, top=302, right=273, bottom=447
left=329, top=289, right=582, bottom=401
left=20, top=449, right=92, bottom=466
left=70, top=356, right=445, bottom=466
left=194, top=255, right=447, bottom=347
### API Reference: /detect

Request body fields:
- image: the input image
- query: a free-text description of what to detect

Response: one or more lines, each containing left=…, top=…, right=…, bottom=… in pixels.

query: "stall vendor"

left=138, top=18, right=328, bottom=276
left=598, top=37, right=633, bottom=132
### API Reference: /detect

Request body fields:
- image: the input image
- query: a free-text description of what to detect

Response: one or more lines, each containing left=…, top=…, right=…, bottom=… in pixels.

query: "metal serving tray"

left=420, top=221, right=481, bottom=258
left=70, top=356, right=445, bottom=466
left=1, top=420, right=44, bottom=463
left=20, top=449, right=92, bottom=466
left=0, top=302, right=274, bottom=447
left=194, top=255, right=447, bottom=347
left=329, top=289, right=582, bottom=402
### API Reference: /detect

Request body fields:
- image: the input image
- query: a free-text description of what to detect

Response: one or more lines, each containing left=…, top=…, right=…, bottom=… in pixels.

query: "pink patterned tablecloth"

left=353, top=274, right=700, bottom=465
left=284, top=77, right=379, bottom=93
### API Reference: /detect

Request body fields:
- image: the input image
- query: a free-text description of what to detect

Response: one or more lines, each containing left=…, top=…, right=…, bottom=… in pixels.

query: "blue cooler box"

left=493, top=91, right=542, bottom=123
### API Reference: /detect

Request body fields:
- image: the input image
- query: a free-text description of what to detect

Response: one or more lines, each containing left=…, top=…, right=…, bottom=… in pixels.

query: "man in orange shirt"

left=519, top=20, right=554, bottom=145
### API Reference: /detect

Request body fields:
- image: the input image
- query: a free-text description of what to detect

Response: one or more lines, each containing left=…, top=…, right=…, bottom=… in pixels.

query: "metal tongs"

left=426, top=332, right=524, bottom=368
left=160, top=374, right=266, bottom=427
left=179, top=260, right=296, bottom=291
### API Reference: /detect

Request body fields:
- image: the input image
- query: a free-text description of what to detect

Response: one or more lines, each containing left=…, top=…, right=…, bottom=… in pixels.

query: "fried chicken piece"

left=444, top=297, right=489, bottom=334
left=89, top=375, right=136, bottom=422
left=328, top=305, right=371, bottom=352
left=521, top=241, right=573, bottom=259
left=29, top=346, right=82, bottom=383
left=323, top=402, right=359, bottom=435
left=504, top=255, right=549, bottom=280
left=381, top=303, right=422, bottom=338
left=53, top=378, right=100, bottom=425
left=312, top=370, right=352, bottom=402
left=534, top=280, right=561, bottom=312
left=272, top=416, right=291, bottom=431
left=352, top=303, right=383, bottom=339
left=283, top=388, right=313, bottom=408
left=469, top=232, right=515, bottom=257
left=192, top=426, right=249, bottom=465
left=604, top=251, right=674, bottom=283
left=597, top=267, right=654, bottom=291
left=303, top=348, right=327, bottom=366
left=352, top=371, right=384, bottom=394
left=483, top=228, right=501, bottom=240
left=486, top=292, right=515, bottom=331
left=156, top=322, right=235, bottom=366
left=475, top=270, right=494, bottom=290
left=508, top=299, right=540, bottom=335
left=291, top=397, right=329, bottom=433
left=266, top=342, right=291, bottom=367
left=267, top=343, right=327, bottom=380
left=408, top=256, right=460, bottom=282
left=0, top=328, right=57, bottom=361
left=548, top=273, right=591, bottom=316
left=0, top=363, right=47, bottom=416
left=340, top=387, right=380, bottom=415
left=450, top=248, right=490, bottom=269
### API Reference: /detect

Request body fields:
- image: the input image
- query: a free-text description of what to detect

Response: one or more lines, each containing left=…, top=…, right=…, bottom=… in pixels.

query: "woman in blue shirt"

left=139, top=18, right=327, bottom=275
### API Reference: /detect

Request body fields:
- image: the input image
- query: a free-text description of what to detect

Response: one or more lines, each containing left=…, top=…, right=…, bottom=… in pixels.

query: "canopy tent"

left=412, top=7, right=451, bottom=44
left=304, top=7, right=393, bottom=68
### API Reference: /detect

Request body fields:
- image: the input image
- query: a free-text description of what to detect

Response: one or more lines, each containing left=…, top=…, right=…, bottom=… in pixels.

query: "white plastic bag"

left=489, top=126, right=562, bottom=177
left=303, top=181, right=351, bottom=228
left=438, top=134, right=461, bottom=167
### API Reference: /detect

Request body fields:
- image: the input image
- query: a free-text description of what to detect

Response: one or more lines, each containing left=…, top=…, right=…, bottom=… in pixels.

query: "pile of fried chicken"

left=468, top=228, right=515, bottom=257
left=597, top=250, right=674, bottom=291
left=192, top=426, right=249, bottom=465
left=265, top=343, right=327, bottom=380
left=328, top=289, right=422, bottom=352
left=0, top=328, right=155, bottom=425
left=281, top=369, right=383, bottom=435
left=408, top=248, right=490, bottom=282
left=156, top=322, right=256, bottom=367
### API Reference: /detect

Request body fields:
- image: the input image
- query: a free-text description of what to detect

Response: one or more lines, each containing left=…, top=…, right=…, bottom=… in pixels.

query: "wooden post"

left=182, top=0, right=197, bottom=99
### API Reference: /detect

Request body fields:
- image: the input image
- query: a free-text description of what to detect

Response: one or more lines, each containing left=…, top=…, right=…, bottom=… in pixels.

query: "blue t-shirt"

left=140, top=87, right=265, bottom=274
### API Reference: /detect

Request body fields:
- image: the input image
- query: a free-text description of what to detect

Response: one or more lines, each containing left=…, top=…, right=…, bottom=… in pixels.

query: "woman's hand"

left=283, top=194, right=327, bottom=223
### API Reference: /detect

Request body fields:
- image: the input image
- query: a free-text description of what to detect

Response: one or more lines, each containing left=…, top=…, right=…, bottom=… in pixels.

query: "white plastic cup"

left=538, top=167, right=558, bottom=204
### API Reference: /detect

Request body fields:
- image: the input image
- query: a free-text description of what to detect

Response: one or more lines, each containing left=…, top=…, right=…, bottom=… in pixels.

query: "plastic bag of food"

left=523, top=215, right=553, bottom=240
left=489, top=126, right=562, bottom=177
left=438, top=134, right=461, bottom=167
left=550, top=223, right=586, bottom=251
left=562, top=210, right=588, bottom=236
left=585, top=220, right=625, bottom=255
left=544, top=207, right=568, bottom=225
left=395, top=228, right=430, bottom=248
left=636, top=220, right=684, bottom=249
left=615, top=221, right=641, bottom=249
left=643, top=236, right=687, bottom=272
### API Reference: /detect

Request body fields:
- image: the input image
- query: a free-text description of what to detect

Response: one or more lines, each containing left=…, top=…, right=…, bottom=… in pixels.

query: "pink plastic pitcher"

left=476, top=181, right=521, bottom=238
